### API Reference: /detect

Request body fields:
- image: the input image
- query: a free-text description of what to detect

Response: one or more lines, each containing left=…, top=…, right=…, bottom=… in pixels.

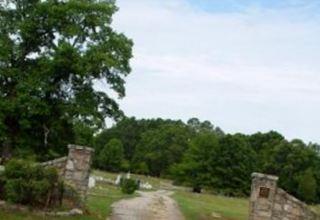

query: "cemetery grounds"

left=1, top=170, right=320, bottom=220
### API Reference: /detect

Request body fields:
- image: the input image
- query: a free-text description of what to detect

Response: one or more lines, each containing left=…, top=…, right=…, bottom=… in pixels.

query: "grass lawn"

left=94, top=170, right=250, bottom=220
left=173, top=190, right=320, bottom=220
left=0, top=183, right=135, bottom=220
left=173, top=191, right=249, bottom=220
left=2, top=170, right=319, bottom=220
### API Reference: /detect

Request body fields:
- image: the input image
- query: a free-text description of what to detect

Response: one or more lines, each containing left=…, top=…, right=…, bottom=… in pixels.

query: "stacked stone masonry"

left=64, top=145, right=94, bottom=200
left=249, top=172, right=320, bottom=220
left=40, top=145, right=94, bottom=201
left=41, top=156, right=68, bottom=177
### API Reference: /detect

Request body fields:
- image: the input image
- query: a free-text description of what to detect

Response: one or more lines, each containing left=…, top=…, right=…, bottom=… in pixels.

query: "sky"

left=108, top=0, right=320, bottom=143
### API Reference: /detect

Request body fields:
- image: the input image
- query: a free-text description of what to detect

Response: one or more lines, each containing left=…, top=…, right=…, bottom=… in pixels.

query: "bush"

left=120, top=178, right=138, bottom=194
left=298, top=169, right=317, bottom=203
left=98, top=138, right=124, bottom=172
left=3, top=159, right=62, bottom=207
left=62, top=183, right=81, bottom=208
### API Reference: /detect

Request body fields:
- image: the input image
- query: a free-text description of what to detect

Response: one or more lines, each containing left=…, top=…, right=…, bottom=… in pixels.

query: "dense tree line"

left=89, top=117, right=320, bottom=203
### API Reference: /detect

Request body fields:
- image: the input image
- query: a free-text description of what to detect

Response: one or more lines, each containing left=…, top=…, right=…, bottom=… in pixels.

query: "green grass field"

left=2, top=170, right=319, bottom=220
left=0, top=170, right=250, bottom=220
left=0, top=181, right=134, bottom=220
left=173, top=191, right=249, bottom=220
left=0, top=170, right=251, bottom=220
left=93, top=170, right=250, bottom=219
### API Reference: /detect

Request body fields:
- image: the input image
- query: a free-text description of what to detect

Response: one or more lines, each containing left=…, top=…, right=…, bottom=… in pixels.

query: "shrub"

left=62, top=183, right=82, bottom=207
left=120, top=178, right=138, bottom=194
left=98, top=138, right=124, bottom=172
left=298, top=169, right=317, bottom=203
left=3, top=159, right=62, bottom=207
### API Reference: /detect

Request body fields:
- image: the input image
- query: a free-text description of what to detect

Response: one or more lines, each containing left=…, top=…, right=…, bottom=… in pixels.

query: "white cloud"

left=108, top=0, right=320, bottom=142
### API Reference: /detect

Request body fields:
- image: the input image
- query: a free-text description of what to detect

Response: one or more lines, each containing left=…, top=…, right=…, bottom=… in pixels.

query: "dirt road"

left=109, top=190, right=185, bottom=220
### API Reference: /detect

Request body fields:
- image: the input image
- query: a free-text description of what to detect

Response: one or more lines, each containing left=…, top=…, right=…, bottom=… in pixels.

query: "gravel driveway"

left=109, top=190, right=184, bottom=220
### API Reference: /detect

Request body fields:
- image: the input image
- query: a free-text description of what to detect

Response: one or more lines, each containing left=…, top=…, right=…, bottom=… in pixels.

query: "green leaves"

left=0, top=0, right=132, bottom=158
left=297, top=169, right=317, bottom=203
left=93, top=117, right=320, bottom=203
left=172, top=133, right=256, bottom=196
left=98, top=138, right=124, bottom=172
left=133, top=123, right=191, bottom=177
left=3, top=159, right=60, bottom=207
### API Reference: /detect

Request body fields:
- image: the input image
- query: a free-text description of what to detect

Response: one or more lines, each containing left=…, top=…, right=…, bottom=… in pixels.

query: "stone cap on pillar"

left=252, top=172, right=279, bottom=181
left=68, top=144, right=95, bottom=152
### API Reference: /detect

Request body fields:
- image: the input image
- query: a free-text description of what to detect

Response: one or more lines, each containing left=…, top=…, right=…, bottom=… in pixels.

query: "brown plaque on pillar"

left=259, top=187, right=270, bottom=198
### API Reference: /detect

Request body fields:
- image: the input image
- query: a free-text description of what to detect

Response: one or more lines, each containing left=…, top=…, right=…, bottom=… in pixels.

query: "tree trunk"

left=2, top=116, right=19, bottom=162
left=1, top=139, right=12, bottom=163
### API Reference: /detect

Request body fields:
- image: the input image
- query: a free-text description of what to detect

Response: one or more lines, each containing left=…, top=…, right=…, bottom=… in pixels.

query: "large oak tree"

left=0, top=0, right=132, bottom=160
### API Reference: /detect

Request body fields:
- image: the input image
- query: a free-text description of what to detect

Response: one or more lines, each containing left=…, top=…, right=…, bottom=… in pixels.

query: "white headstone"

left=115, top=174, right=121, bottom=185
left=140, top=182, right=152, bottom=190
left=88, top=176, right=96, bottom=188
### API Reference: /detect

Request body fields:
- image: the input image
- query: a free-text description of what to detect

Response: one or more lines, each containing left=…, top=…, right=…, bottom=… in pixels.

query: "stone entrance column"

left=64, top=145, right=94, bottom=201
left=249, top=173, right=279, bottom=220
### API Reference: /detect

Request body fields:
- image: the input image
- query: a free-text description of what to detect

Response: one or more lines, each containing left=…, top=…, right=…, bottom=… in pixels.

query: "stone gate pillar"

left=64, top=145, right=94, bottom=201
left=249, top=173, right=279, bottom=220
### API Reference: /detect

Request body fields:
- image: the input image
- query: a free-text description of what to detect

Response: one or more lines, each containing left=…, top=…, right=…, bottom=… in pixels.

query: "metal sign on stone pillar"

left=249, top=172, right=279, bottom=220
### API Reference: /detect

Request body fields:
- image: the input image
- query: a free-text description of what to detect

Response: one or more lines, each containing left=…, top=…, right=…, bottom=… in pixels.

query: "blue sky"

left=187, top=0, right=320, bottom=12
left=99, top=0, right=320, bottom=143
